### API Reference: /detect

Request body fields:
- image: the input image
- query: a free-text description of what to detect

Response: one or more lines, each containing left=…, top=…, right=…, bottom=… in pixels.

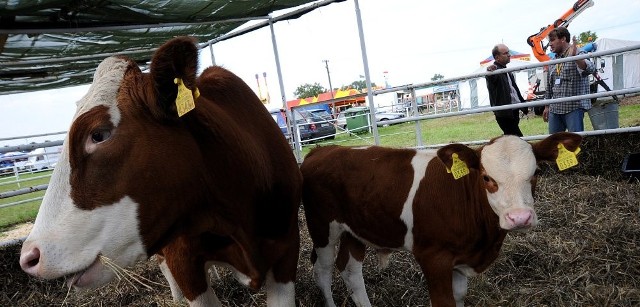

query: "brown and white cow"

left=19, top=37, right=302, bottom=306
left=300, top=133, right=582, bottom=307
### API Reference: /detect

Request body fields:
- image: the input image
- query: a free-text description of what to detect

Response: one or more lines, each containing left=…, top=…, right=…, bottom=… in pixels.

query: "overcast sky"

left=1, top=0, right=639, bottom=146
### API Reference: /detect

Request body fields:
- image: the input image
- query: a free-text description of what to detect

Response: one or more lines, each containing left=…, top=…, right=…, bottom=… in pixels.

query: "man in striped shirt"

left=543, top=27, right=595, bottom=133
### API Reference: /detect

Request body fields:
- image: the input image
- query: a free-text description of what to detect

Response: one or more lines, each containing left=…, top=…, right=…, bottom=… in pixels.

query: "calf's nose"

left=20, top=246, right=42, bottom=276
left=506, top=209, right=533, bottom=229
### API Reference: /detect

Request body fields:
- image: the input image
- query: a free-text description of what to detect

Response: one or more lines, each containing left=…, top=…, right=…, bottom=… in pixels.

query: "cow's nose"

left=506, top=209, right=532, bottom=228
left=20, top=245, right=42, bottom=275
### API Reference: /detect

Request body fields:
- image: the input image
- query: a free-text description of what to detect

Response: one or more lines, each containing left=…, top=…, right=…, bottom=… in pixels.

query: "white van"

left=24, top=146, right=62, bottom=171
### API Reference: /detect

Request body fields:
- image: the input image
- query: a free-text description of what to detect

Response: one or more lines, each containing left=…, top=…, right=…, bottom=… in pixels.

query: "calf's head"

left=20, top=37, right=203, bottom=288
left=437, top=133, right=582, bottom=230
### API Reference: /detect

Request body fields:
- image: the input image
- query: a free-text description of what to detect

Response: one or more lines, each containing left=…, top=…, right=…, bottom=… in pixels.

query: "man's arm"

left=485, top=64, right=499, bottom=82
left=570, top=36, right=596, bottom=75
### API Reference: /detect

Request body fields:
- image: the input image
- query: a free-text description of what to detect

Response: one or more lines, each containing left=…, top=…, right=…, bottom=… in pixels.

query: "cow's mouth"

left=65, top=256, right=102, bottom=288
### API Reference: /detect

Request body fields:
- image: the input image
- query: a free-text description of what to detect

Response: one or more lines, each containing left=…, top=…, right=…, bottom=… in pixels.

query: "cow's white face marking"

left=481, top=136, right=538, bottom=230
left=20, top=56, right=146, bottom=288
left=75, top=56, right=126, bottom=125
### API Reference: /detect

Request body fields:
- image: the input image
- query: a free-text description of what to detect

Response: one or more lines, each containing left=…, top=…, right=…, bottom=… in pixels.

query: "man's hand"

left=542, top=105, right=550, bottom=122
left=570, top=36, right=579, bottom=56
left=487, top=64, right=497, bottom=72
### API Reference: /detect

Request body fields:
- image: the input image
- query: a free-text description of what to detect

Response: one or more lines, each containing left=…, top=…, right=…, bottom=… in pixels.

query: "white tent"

left=591, top=38, right=640, bottom=92
left=459, top=59, right=536, bottom=110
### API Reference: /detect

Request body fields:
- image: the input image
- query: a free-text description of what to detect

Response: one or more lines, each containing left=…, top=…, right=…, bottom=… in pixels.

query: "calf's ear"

left=149, top=36, right=199, bottom=119
left=531, top=132, right=583, bottom=162
left=437, top=143, right=481, bottom=170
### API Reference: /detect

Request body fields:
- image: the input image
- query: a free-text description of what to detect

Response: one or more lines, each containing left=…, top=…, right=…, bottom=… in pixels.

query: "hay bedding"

left=1, top=134, right=639, bottom=306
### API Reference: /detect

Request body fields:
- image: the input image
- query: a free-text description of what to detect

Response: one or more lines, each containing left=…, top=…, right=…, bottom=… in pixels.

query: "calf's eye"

left=483, top=175, right=490, bottom=182
left=91, top=130, right=111, bottom=143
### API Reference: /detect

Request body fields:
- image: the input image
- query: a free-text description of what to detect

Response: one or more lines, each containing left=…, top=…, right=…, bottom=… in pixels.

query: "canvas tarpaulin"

left=0, top=0, right=344, bottom=95
left=591, top=38, right=640, bottom=92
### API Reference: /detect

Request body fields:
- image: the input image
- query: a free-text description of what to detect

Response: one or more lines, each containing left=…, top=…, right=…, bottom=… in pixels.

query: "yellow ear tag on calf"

left=448, top=153, right=470, bottom=180
left=556, top=143, right=581, bottom=171
left=174, top=78, right=196, bottom=117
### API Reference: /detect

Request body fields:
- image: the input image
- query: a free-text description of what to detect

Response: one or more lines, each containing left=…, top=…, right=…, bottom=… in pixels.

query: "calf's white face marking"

left=481, top=136, right=538, bottom=230
left=20, top=57, right=147, bottom=288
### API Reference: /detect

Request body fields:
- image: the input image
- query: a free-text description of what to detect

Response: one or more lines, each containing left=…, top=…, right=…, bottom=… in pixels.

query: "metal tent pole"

left=353, top=0, right=380, bottom=145
left=268, top=17, right=301, bottom=162
left=209, top=44, right=216, bottom=66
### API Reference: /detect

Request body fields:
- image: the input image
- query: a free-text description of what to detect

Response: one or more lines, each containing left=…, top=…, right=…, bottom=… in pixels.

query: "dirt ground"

left=1, top=102, right=639, bottom=306
left=0, top=222, right=32, bottom=242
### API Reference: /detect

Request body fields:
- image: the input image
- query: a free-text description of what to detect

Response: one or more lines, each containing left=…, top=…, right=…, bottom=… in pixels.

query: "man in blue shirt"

left=543, top=27, right=595, bottom=133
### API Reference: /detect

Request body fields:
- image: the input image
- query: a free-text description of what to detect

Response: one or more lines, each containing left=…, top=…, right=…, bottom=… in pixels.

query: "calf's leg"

left=165, top=255, right=222, bottom=307
left=451, top=268, right=468, bottom=307
left=157, top=255, right=184, bottom=302
left=310, top=221, right=342, bottom=307
left=414, top=251, right=456, bottom=307
left=336, top=233, right=371, bottom=307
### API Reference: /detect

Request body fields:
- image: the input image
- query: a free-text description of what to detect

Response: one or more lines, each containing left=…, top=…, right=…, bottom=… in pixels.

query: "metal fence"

left=286, top=42, right=640, bottom=160
left=0, top=132, right=65, bottom=209
left=2, top=43, right=639, bottom=213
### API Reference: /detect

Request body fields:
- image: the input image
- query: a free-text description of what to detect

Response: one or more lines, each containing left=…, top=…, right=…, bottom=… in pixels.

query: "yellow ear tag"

left=448, top=153, right=470, bottom=180
left=556, top=143, right=580, bottom=171
left=174, top=78, right=196, bottom=117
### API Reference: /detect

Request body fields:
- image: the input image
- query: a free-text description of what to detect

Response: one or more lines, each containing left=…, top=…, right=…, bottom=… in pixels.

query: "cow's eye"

left=91, top=130, right=111, bottom=143
left=483, top=175, right=490, bottom=182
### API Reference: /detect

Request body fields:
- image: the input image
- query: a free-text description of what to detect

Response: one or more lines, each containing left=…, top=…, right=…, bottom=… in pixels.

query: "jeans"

left=548, top=109, right=585, bottom=133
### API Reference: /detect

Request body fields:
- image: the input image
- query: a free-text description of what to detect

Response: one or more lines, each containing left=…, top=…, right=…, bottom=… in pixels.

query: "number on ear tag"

left=174, top=78, right=196, bottom=117
left=556, top=143, right=580, bottom=171
left=449, top=153, right=470, bottom=180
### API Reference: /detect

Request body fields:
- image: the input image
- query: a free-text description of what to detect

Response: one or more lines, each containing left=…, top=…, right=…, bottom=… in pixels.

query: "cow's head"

left=437, top=132, right=582, bottom=230
left=20, top=37, right=203, bottom=288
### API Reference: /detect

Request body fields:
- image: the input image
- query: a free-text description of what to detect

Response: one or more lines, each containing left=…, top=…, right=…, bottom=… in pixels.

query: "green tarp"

left=0, top=0, right=343, bottom=95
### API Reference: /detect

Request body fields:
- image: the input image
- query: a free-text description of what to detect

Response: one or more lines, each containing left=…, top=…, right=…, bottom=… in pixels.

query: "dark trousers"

left=495, top=115, right=523, bottom=137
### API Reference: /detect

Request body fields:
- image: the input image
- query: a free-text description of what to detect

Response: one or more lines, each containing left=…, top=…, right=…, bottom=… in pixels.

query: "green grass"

left=304, top=103, right=640, bottom=153
left=1, top=103, right=638, bottom=231
left=0, top=171, right=51, bottom=231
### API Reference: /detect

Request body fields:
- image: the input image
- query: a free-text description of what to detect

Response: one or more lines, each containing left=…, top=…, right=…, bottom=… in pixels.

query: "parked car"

left=374, top=110, right=405, bottom=125
left=24, top=146, right=62, bottom=171
left=269, top=108, right=289, bottom=138
left=336, top=112, right=347, bottom=129
left=0, top=151, right=28, bottom=174
left=294, top=108, right=336, bottom=143
left=335, top=108, right=405, bottom=130
left=269, top=107, right=336, bottom=143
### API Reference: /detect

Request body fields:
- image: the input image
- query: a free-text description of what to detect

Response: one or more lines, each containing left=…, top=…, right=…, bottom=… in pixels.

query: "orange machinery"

left=526, top=0, right=619, bottom=105
left=526, top=0, right=594, bottom=62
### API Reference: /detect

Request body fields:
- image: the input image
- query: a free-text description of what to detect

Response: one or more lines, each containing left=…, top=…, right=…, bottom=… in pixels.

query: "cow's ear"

left=531, top=132, right=583, bottom=162
left=437, top=143, right=481, bottom=171
left=149, top=36, right=199, bottom=119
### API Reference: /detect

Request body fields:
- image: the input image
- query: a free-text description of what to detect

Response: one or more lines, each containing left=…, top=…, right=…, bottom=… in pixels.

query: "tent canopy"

left=479, top=50, right=531, bottom=65
left=591, top=37, right=640, bottom=92
left=0, top=0, right=344, bottom=95
left=460, top=59, right=536, bottom=110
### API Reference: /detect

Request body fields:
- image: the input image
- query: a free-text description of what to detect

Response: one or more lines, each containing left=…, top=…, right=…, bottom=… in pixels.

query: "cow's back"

left=191, top=66, right=301, bottom=237
left=301, top=145, right=420, bottom=248
left=301, top=145, right=503, bottom=251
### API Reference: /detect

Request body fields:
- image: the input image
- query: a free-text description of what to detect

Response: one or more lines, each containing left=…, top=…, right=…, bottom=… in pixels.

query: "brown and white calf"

left=300, top=133, right=582, bottom=307
left=19, top=37, right=302, bottom=306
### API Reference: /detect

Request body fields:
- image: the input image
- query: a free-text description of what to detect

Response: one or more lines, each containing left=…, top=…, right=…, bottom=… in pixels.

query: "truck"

left=24, top=146, right=62, bottom=172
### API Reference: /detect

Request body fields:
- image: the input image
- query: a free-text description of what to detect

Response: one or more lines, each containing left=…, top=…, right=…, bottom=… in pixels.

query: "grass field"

left=1, top=99, right=638, bottom=231
left=304, top=101, right=640, bottom=151
left=0, top=171, right=51, bottom=231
